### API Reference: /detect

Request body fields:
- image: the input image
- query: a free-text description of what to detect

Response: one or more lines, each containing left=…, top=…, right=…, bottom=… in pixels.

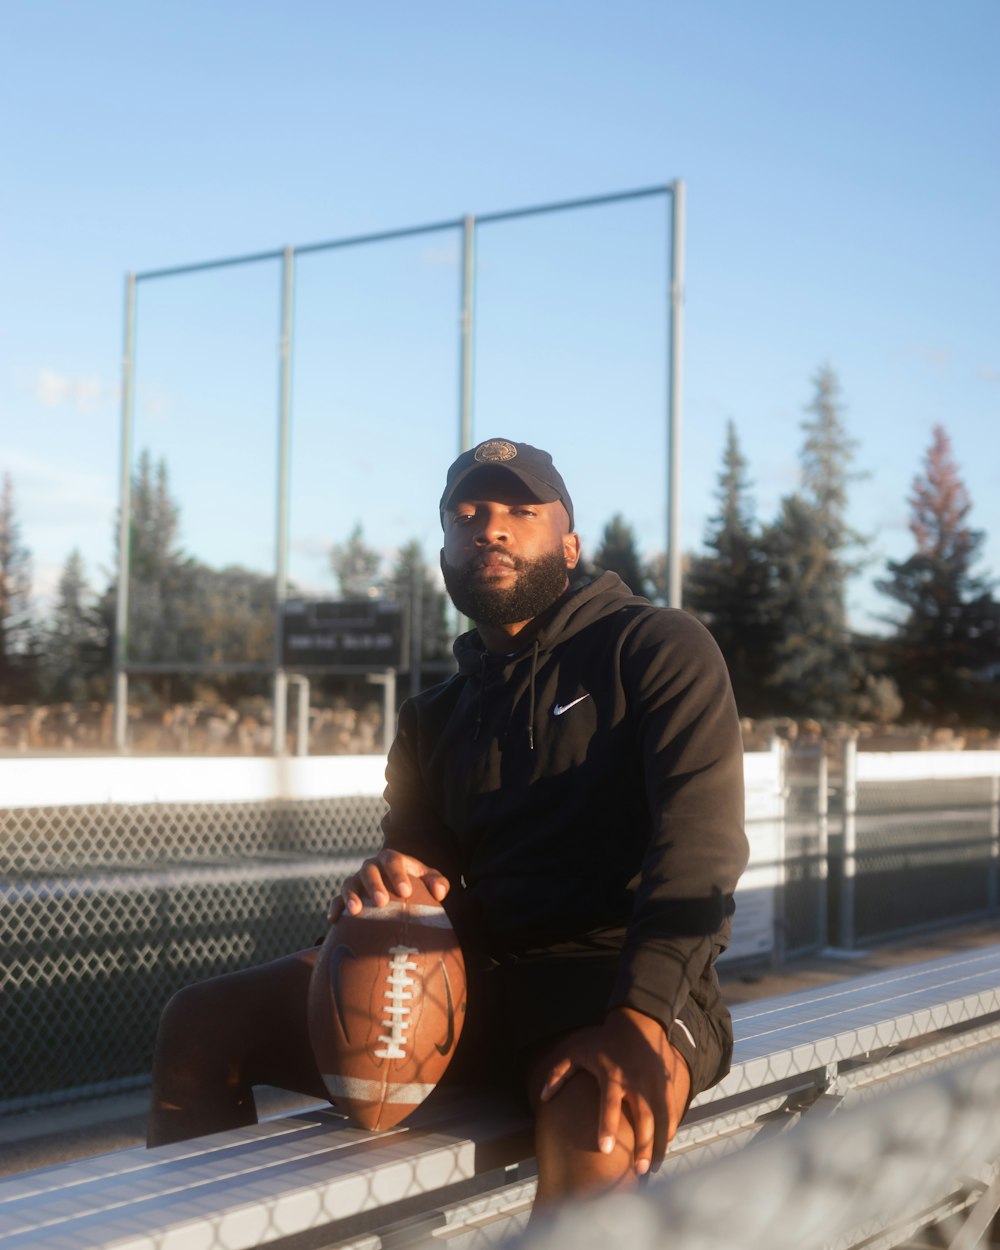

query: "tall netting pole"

left=113, top=272, right=137, bottom=751
left=667, top=179, right=685, bottom=609
left=273, top=246, right=295, bottom=754
left=459, top=215, right=476, bottom=454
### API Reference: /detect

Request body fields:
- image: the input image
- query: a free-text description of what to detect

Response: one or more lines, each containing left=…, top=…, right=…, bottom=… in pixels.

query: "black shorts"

left=440, top=945, right=732, bottom=1105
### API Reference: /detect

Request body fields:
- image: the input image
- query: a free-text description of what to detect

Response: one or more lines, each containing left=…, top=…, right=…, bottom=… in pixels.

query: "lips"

left=473, top=551, right=517, bottom=576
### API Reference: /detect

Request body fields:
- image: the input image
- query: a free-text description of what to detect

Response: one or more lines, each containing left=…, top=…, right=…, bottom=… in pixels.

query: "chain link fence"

left=1, top=793, right=385, bottom=1110
left=3, top=747, right=999, bottom=1113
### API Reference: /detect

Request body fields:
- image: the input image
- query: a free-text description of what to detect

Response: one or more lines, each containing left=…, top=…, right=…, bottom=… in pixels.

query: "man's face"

left=441, top=473, right=581, bottom=628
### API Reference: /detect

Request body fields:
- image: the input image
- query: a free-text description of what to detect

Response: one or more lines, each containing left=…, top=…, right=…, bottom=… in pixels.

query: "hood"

left=452, top=570, right=651, bottom=675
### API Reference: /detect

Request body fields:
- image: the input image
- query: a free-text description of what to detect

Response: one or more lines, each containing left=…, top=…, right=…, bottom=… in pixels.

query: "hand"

left=537, top=1007, right=689, bottom=1176
left=328, top=849, right=450, bottom=923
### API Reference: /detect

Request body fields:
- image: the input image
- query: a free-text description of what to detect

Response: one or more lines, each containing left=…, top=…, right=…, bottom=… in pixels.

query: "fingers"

left=630, top=1092, right=658, bottom=1176
left=538, top=1056, right=575, bottom=1103
left=327, top=850, right=450, bottom=921
left=422, top=866, right=450, bottom=902
left=596, top=1078, right=623, bottom=1158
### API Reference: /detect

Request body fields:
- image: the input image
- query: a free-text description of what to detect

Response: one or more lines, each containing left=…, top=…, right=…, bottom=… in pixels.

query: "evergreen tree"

left=125, top=449, right=200, bottom=664
left=189, top=564, right=275, bottom=666
left=763, top=495, right=859, bottom=718
left=876, top=425, right=998, bottom=722
left=44, top=549, right=107, bottom=701
left=762, top=367, right=866, bottom=719
left=799, top=364, right=866, bottom=553
left=97, top=450, right=202, bottom=707
left=330, top=523, right=382, bottom=598
left=685, top=422, right=772, bottom=715
left=384, top=540, right=452, bottom=685
left=594, top=513, right=647, bottom=596
left=0, top=473, right=37, bottom=701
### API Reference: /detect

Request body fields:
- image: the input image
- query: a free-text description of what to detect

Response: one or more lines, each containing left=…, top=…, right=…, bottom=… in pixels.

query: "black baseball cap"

left=440, top=438, right=575, bottom=529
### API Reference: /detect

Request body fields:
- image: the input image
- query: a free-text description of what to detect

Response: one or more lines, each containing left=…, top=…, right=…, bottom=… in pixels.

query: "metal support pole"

left=816, top=747, right=830, bottom=948
left=383, top=667, right=396, bottom=754
left=772, top=737, right=787, bottom=969
left=458, top=215, right=476, bottom=454
left=273, top=246, right=295, bottom=755
left=410, top=563, right=424, bottom=694
left=288, top=675, right=310, bottom=756
left=840, top=736, right=858, bottom=950
left=988, top=772, right=999, bottom=914
left=666, top=179, right=685, bottom=609
left=367, top=670, right=397, bottom=755
left=113, top=273, right=137, bottom=751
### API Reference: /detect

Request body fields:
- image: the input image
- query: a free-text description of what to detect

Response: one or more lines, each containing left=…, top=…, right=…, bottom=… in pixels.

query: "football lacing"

left=374, top=945, right=419, bottom=1059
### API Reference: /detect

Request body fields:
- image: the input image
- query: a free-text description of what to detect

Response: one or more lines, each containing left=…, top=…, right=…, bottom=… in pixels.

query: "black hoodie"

left=381, top=571, right=748, bottom=1035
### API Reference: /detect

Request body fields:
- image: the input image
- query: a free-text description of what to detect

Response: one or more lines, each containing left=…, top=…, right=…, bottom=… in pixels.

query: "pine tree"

left=799, top=364, right=865, bottom=552
left=189, top=564, right=275, bottom=667
left=330, top=523, right=382, bottom=599
left=685, top=422, right=772, bottom=715
left=124, top=450, right=198, bottom=665
left=0, top=473, right=37, bottom=701
left=44, top=549, right=106, bottom=701
left=594, top=514, right=647, bottom=596
left=763, top=367, right=866, bottom=719
left=876, top=425, right=998, bottom=721
left=764, top=495, right=858, bottom=718
left=384, top=540, right=451, bottom=688
left=97, top=450, right=201, bottom=707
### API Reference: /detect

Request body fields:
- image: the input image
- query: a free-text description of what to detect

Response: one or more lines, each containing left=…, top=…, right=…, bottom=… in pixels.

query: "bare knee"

left=532, top=1072, right=636, bottom=1207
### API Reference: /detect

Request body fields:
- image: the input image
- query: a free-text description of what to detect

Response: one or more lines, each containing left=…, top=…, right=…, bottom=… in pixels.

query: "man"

left=149, top=438, right=748, bottom=1205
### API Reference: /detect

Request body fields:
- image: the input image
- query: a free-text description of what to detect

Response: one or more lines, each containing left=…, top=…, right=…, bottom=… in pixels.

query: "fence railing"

left=778, top=743, right=1000, bottom=956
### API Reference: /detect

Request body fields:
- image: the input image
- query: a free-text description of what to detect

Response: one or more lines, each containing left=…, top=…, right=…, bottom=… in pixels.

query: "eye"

left=512, top=507, right=538, bottom=517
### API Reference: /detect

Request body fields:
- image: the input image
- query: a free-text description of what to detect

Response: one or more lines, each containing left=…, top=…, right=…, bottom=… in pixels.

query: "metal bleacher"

left=2, top=945, right=999, bottom=1250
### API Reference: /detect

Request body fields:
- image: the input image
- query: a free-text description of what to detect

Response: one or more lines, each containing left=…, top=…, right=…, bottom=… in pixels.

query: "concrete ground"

left=1, top=918, right=997, bottom=1179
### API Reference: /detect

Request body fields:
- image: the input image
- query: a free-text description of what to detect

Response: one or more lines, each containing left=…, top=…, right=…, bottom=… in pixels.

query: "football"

left=308, top=875, right=467, bottom=1131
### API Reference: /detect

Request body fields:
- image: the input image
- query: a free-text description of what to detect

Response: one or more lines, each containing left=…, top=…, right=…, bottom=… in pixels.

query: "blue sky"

left=3, top=0, right=998, bottom=635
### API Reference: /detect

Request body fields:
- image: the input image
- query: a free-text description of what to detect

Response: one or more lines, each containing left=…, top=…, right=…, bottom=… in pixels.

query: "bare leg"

left=527, top=1042, right=690, bottom=1212
left=148, top=949, right=327, bottom=1147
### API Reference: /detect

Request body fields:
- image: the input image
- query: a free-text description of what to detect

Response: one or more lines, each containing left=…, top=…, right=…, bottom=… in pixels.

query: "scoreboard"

left=281, top=600, right=404, bottom=669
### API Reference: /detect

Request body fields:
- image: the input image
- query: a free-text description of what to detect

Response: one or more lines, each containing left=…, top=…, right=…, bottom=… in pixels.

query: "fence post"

left=816, top=745, right=829, bottom=949
left=989, top=773, right=999, bottom=915
left=288, top=675, right=310, bottom=757
left=771, top=737, right=787, bottom=968
left=840, top=736, right=858, bottom=950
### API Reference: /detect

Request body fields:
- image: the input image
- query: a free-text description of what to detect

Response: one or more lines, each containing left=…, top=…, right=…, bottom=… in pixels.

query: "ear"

left=562, top=531, right=581, bottom=570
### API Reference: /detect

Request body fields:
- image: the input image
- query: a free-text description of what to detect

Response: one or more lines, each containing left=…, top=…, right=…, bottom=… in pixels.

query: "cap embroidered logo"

left=474, top=439, right=518, bottom=463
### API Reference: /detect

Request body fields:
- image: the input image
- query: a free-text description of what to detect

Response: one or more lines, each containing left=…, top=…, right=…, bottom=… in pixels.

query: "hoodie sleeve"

left=607, top=609, right=749, bottom=1033
left=380, top=696, right=462, bottom=883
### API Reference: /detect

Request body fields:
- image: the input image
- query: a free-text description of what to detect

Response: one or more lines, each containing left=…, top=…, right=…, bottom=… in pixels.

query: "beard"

left=441, top=549, right=570, bottom=626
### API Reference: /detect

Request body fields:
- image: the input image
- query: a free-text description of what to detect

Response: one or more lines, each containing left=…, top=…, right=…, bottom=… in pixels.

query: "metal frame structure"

left=113, top=182, right=686, bottom=751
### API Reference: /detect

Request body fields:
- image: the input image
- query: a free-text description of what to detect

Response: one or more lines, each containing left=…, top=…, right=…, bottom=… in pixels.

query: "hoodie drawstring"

left=474, top=653, right=486, bottom=740
left=527, top=639, right=539, bottom=751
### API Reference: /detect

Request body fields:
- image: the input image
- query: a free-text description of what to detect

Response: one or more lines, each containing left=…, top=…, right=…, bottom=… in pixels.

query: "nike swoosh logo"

left=435, top=959, right=456, bottom=1056
left=552, top=694, right=591, bottom=716
left=329, top=944, right=358, bottom=1043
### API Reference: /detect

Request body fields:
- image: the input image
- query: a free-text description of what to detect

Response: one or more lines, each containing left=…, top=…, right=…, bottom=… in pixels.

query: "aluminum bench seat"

left=1, top=945, right=999, bottom=1250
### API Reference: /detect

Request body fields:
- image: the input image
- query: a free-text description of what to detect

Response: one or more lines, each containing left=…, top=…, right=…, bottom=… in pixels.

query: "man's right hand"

left=328, top=849, right=450, bottom=924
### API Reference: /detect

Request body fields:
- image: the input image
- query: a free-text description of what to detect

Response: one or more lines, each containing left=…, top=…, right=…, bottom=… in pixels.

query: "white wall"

left=0, top=755, right=388, bottom=808
left=856, top=750, right=1000, bottom=783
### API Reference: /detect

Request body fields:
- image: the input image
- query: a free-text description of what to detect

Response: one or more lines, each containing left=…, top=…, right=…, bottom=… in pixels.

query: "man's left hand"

left=536, top=1007, right=689, bottom=1176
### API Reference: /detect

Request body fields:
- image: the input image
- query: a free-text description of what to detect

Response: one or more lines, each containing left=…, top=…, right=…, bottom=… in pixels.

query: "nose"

left=473, top=506, right=510, bottom=546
